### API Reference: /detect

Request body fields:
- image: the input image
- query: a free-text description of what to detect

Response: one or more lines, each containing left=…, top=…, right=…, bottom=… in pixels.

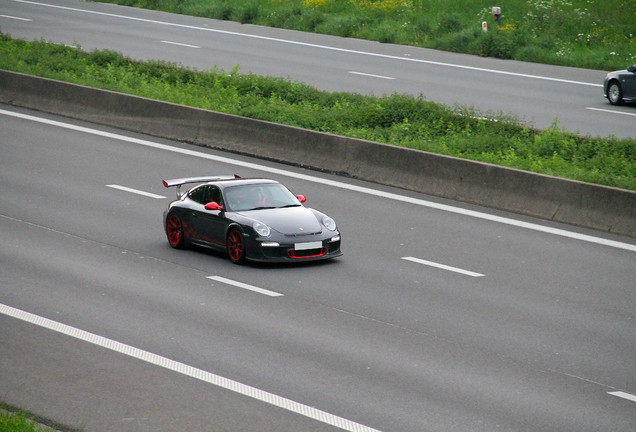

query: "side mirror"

left=205, top=202, right=223, bottom=211
left=296, top=195, right=307, bottom=203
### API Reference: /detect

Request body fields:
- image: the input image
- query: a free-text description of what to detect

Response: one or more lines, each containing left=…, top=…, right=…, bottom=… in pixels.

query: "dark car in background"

left=162, top=175, right=342, bottom=264
left=604, top=63, right=636, bottom=105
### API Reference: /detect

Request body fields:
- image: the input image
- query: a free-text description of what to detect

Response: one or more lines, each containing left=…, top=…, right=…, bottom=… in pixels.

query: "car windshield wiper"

left=247, top=206, right=276, bottom=211
left=244, top=204, right=300, bottom=211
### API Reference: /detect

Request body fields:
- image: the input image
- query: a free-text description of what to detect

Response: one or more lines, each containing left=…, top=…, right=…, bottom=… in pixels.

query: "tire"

left=227, top=228, right=246, bottom=264
left=166, top=212, right=185, bottom=249
left=608, top=81, right=624, bottom=105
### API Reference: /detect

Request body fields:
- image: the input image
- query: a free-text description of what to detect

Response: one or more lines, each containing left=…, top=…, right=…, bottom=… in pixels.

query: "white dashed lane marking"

left=207, top=276, right=284, bottom=297
left=107, top=184, right=166, bottom=199
left=160, top=40, right=200, bottom=48
left=348, top=71, right=395, bottom=80
left=402, top=256, right=485, bottom=277
left=608, top=391, right=636, bottom=403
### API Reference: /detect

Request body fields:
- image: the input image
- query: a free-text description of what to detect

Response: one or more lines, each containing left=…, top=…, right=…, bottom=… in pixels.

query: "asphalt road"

left=1, top=106, right=635, bottom=431
left=1, top=0, right=635, bottom=139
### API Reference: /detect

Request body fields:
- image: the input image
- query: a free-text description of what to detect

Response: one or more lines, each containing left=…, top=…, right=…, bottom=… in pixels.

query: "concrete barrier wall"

left=2, top=70, right=634, bottom=237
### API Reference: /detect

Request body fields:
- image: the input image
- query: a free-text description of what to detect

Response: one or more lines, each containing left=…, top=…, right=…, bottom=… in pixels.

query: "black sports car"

left=604, top=63, right=636, bottom=105
left=162, top=175, right=342, bottom=264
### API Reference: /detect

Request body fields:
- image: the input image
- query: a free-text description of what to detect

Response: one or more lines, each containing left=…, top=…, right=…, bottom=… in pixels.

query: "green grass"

left=0, top=410, right=49, bottom=432
left=1, top=33, right=633, bottom=190
left=96, top=0, right=635, bottom=70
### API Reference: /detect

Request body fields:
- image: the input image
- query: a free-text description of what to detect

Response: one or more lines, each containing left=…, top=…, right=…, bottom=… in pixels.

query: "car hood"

left=239, top=206, right=323, bottom=235
left=607, top=65, right=635, bottom=77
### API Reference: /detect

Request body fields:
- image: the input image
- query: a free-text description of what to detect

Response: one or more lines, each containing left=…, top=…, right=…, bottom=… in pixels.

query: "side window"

left=206, top=186, right=223, bottom=206
left=189, top=186, right=223, bottom=205
left=188, top=186, right=206, bottom=204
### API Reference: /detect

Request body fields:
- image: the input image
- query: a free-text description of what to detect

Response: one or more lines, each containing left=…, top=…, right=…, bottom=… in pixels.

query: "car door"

left=188, top=185, right=227, bottom=247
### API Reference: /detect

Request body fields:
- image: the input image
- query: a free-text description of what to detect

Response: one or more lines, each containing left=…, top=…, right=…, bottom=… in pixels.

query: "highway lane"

left=1, top=0, right=635, bottom=139
left=1, top=106, right=635, bottom=431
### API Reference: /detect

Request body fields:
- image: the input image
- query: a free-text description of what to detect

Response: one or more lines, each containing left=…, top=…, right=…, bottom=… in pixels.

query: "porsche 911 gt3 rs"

left=162, top=175, right=342, bottom=264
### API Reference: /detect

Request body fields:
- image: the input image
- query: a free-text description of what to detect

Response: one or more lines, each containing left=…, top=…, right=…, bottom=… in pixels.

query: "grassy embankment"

left=1, top=33, right=634, bottom=190
left=100, top=0, right=635, bottom=71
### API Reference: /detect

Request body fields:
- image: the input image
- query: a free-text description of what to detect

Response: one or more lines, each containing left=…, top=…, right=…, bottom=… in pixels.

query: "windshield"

left=224, top=183, right=301, bottom=211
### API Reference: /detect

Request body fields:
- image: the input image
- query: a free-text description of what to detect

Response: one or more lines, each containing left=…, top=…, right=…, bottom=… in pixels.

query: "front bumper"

left=245, top=234, right=342, bottom=262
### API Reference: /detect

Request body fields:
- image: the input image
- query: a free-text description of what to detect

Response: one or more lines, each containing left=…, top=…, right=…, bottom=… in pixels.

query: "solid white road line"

left=11, top=0, right=600, bottom=87
left=0, top=302, right=382, bottom=432
left=401, top=256, right=485, bottom=277
left=608, top=391, right=636, bottom=403
left=207, top=276, right=284, bottom=297
left=586, top=107, right=636, bottom=117
left=160, top=40, right=200, bottom=49
left=106, top=184, right=166, bottom=199
left=349, top=71, right=396, bottom=80
left=2, top=109, right=635, bottom=253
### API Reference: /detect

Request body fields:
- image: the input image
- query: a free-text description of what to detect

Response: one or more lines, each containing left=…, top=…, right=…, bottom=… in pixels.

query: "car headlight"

left=253, top=221, right=270, bottom=237
left=322, top=216, right=337, bottom=231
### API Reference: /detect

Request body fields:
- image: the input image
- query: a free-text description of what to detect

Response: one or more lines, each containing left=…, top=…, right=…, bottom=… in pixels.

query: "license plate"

left=294, top=241, right=322, bottom=251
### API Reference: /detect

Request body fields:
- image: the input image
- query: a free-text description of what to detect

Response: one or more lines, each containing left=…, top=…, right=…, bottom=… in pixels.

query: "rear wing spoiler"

left=162, top=175, right=241, bottom=197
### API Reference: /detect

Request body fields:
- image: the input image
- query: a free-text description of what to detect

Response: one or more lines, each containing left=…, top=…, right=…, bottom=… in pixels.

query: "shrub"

left=316, top=15, right=360, bottom=37
left=239, top=4, right=259, bottom=24
left=435, top=13, right=462, bottom=35
left=478, top=30, right=518, bottom=59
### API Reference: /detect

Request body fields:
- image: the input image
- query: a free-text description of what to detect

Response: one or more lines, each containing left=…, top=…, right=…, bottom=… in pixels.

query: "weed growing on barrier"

left=0, top=409, right=48, bottom=432
left=1, top=34, right=634, bottom=190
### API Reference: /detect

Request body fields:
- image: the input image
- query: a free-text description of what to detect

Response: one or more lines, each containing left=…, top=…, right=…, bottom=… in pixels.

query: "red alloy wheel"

left=227, top=229, right=245, bottom=264
left=166, top=213, right=184, bottom=248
